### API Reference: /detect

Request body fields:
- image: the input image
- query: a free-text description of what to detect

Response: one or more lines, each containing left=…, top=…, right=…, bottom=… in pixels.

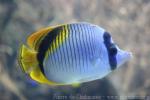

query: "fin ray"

left=18, top=45, right=37, bottom=73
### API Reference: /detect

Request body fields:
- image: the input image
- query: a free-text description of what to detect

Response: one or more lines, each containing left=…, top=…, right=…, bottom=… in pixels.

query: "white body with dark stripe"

left=43, top=23, right=132, bottom=84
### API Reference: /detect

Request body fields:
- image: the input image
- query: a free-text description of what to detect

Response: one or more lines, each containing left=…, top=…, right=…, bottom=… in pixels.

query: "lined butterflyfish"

left=18, top=22, right=132, bottom=86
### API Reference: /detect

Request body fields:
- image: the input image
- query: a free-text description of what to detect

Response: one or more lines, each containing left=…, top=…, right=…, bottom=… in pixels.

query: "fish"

left=18, top=22, right=132, bottom=86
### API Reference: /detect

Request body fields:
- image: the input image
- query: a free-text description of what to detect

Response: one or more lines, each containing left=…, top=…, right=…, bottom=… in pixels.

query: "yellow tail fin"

left=18, top=45, right=38, bottom=73
left=18, top=45, right=60, bottom=85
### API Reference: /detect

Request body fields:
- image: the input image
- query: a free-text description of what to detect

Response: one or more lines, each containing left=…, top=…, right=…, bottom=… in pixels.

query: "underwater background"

left=0, top=0, right=150, bottom=100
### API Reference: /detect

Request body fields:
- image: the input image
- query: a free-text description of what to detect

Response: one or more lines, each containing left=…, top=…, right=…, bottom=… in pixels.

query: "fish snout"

left=117, top=50, right=133, bottom=67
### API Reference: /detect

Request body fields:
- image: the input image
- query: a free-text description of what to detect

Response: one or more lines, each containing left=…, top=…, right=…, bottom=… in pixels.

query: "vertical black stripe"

left=88, top=26, right=94, bottom=59
left=103, top=31, right=117, bottom=70
left=79, top=24, right=87, bottom=72
left=54, top=36, right=60, bottom=72
left=72, top=24, right=78, bottom=70
left=71, top=24, right=77, bottom=72
left=67, top=25, right=73, bottom=71
left=63, top=26, right=69, bottom=71
left=91, top=27, right=96, bottom=59
left=81, top=24, right=86, bottom=72
left=62, top=26, right=68, bottom=71
left=82, top=25, right=88, bottom=66
left=85, top=24, right=90, bottom=68
left=60, top=28, right=66, bottom=71
left=52, top=37, right=59, bottom=72
left=74, top=24, right=80, bottom=71
left=58, top=29, right=64, bottom=71
left=85, top=25, right=91, bottom=53
left=37, top=27, right=62, bottom=75
left=78, top=24, right=83, bottom=73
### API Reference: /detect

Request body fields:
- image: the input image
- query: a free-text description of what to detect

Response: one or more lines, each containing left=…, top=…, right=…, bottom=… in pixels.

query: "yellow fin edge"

left=19, top=45, right=62, bottom=85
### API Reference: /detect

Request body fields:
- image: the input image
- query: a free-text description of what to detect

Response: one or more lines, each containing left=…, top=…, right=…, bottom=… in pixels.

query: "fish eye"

left=109, top=44, right=117, bottom=55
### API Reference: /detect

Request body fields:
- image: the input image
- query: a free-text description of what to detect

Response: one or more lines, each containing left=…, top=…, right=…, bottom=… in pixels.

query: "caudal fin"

left=18, top=45, right=38, bottom=73
left=18, top=45, right=59, bottom=85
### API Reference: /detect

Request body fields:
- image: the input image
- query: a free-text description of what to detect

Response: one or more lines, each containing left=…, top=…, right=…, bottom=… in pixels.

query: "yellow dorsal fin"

left=27, top=24, right=66, bottom=51
left=27, top=26, right=55, bottom=50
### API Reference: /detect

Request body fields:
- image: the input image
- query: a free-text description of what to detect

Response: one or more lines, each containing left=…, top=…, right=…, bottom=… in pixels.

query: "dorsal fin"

left=27, top=26, right=55, bottom=50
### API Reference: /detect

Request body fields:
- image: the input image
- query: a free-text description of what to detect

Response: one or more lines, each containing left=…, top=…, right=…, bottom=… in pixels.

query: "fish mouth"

left=117, top=50, right=133, bottom=67
left=127, top=52, right=133, bottom=59
left=124, top=51, right=133, bottom=60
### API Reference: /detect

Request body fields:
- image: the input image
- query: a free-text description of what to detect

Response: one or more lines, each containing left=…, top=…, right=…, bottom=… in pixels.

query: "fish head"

left=103, top=31, right=132, bottom=70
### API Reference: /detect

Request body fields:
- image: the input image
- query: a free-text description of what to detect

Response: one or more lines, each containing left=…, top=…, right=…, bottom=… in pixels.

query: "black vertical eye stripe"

left=37, top=27, right=62, bottom=75
left=103, top=31, right=117, bottom=70
left=109, top=45, right=117, bottom=55
left=103, top=32, right=117, bottom=55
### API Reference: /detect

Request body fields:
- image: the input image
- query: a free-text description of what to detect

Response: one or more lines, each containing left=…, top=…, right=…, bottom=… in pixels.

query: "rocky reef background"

left=0, top=0, right=150, bottom=100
